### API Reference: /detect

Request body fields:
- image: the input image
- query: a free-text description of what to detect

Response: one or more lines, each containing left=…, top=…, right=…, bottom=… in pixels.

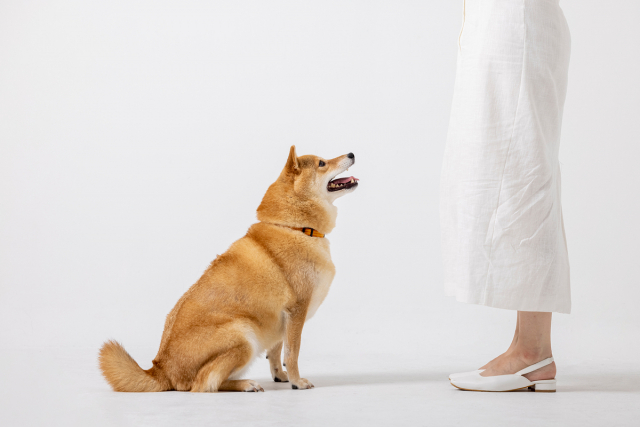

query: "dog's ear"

left=285, top=145, right=300, bottom=174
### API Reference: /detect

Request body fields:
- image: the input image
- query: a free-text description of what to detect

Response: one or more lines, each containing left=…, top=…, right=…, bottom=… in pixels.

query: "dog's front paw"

left=273, top=369, right=289, bottom=383
left=270, top=364, right=289, bottom=383
left=291, top=378, right=314, bottom=390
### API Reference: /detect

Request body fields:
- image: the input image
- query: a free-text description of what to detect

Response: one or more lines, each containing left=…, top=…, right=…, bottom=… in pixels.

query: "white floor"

left=1, top=348, right=638, bottom=427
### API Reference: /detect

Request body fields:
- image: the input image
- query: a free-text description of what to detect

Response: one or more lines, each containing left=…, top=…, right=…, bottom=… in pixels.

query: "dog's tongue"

left=332, top=176, right=359, bottom=184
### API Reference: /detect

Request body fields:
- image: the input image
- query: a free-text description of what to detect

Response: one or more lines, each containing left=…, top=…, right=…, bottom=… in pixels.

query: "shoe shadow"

left=561, top=372, right=640, bottom=393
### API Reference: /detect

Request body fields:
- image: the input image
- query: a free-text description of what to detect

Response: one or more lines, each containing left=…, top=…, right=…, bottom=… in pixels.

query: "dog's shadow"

left=255, top=371, right=447, bottom=391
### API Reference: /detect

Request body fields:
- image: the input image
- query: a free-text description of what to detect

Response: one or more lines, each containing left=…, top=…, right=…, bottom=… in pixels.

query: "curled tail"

left=99, top=340, right=171, bottom=392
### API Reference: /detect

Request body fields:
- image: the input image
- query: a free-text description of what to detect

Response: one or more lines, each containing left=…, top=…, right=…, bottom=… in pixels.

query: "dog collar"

left=292, top=227, right=325, bottom=238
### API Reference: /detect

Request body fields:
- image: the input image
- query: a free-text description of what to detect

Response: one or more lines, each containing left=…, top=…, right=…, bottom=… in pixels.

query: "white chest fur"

left=306, top=267, right=335, bottom=320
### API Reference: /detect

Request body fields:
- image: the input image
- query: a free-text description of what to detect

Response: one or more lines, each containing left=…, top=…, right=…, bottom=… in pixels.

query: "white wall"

left=1, top=0, right=638, bottom=365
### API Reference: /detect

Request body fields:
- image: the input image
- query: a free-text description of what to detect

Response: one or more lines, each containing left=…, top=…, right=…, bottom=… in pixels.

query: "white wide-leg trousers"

left=441, top=0, right=572, bottom=313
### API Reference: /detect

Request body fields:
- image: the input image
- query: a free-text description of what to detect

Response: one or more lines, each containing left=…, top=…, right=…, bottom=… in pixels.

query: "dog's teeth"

left=350, top=178, right=354, bottom=183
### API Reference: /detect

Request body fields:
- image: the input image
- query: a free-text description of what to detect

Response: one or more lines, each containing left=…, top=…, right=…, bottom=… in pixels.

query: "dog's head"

left=256, top=146, right=358, bottom=234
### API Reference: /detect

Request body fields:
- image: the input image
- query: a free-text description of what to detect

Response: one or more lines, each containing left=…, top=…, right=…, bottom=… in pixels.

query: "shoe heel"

left=532, top=381, right=556, bottom=393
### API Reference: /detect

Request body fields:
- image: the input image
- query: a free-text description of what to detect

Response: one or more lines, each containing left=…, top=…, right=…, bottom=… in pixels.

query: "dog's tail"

left=98, top=340, right=171, bottom=392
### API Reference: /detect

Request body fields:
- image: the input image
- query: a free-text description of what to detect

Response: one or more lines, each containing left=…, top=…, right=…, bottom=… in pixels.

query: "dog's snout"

left=347, top=153, right=354, bottom=159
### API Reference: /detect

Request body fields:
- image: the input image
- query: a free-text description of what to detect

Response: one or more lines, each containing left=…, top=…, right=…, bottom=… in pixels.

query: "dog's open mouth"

left=327, top=176, right=359, bottom=192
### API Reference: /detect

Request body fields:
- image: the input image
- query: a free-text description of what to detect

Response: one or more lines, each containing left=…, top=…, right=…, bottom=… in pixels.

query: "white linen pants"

left=440, top=0, right=571, bottom=313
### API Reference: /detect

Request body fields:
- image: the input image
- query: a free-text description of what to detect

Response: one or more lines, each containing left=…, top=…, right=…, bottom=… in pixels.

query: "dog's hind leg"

left=190, top=342, right=261, bottom=392
left=266, top=341, right=288, bottom=383
left=219, top=379, right=264, bottom=392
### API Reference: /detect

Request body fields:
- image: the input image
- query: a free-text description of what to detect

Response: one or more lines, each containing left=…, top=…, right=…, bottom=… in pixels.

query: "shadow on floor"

left=560, top=372, right=640, bottom=393
left=310, top=371, right=448, bottom=388
left=307, top=371, right=640, bottom=393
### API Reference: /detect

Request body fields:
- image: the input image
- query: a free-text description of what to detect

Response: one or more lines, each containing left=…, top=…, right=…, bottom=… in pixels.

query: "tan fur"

left=99, top=146, right=357, bottom=392
left=98, top=340, right=171, bottom=392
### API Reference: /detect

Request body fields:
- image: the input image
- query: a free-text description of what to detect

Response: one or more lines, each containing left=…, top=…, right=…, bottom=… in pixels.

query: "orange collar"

left=292, top=227, right=325, bottom=238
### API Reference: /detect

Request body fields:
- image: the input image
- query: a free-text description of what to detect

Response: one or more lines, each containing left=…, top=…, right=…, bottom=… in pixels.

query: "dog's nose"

left=347, top=153, right=355, bottom=159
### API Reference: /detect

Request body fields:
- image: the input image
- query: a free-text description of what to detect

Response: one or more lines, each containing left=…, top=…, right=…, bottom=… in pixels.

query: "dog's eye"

left=319, top=161, right=326, bottom=167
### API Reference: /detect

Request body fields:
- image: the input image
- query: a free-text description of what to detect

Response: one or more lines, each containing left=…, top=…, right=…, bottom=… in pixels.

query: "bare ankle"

left=513, top=348, right=552, bottom=365
left=524, top=361, right=557, bottom=381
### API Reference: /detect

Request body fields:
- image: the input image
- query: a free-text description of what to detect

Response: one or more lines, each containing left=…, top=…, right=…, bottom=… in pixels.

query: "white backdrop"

left=1, top=0, right=639, bottom=372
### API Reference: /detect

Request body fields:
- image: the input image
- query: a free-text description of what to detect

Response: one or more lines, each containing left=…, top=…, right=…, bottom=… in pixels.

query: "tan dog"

left=99, top=146, right=358, bottom=392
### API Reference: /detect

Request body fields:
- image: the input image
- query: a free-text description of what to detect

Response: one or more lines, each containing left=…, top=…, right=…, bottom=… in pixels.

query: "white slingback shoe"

left=450, top=357, right=556, bottom=392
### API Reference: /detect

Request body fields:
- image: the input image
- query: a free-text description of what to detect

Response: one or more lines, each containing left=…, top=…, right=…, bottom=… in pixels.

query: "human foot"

left=479, top=352, right=507, bottom=370
left=479, top=318, right=520, bottom=370
left=480, top=352, right=556, bottom=381
left=450, top=357, right=556, bottom=392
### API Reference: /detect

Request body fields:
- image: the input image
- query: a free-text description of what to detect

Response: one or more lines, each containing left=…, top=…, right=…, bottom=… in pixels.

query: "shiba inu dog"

left=99, top=146, right=358, bottom=392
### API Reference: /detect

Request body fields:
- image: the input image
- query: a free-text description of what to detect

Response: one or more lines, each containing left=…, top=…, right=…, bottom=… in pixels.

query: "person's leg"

left=479, top=311, right=556, bottom=381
